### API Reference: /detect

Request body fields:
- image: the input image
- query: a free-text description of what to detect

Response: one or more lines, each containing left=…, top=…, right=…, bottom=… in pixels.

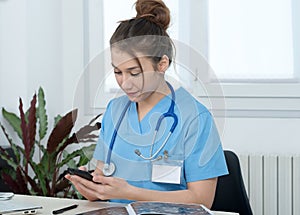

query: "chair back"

left=211, top=150, right=253, bottom=215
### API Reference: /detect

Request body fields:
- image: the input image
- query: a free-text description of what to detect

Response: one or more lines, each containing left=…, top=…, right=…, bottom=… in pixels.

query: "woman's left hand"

left=91, top=175, right=134, bottom=200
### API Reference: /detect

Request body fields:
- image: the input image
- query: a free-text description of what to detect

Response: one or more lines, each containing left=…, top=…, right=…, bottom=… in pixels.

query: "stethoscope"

left=102, top=82, right=178, bottom=176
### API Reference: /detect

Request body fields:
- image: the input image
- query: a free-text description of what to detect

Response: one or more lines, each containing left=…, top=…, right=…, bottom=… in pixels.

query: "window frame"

left=82, top=0, right=300, bottom=118
left=186, top=0, right=300, bottom=118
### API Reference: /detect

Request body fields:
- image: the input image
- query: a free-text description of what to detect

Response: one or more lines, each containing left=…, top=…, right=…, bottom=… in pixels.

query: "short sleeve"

left=183, top=111, right=228, bottom=182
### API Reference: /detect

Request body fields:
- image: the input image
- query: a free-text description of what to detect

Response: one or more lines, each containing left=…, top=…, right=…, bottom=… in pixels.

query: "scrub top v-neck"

left=93, top=87, right=228, bottom=203
left=128, top=94, right=172, bottom=135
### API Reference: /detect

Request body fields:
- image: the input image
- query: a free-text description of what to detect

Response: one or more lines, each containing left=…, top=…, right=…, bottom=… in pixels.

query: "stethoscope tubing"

left=105, top=100, right=131, bottom=165
left=104, top=82, right=178, bottom=176
left=143, top=131, right=173, bottom=160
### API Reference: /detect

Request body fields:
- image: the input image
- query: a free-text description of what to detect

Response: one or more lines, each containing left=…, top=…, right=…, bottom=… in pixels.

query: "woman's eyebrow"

left=111, top=63, right=118, bottom=69
left=111, top=63, right=140, bottom=72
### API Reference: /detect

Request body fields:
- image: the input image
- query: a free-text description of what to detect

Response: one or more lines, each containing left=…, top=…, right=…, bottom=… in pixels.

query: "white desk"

left=8, top=194, right=238, bottom=215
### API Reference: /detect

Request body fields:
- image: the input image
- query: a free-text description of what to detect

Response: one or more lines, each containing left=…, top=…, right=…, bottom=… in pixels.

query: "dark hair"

left=110, top=0, right=174, bottom=69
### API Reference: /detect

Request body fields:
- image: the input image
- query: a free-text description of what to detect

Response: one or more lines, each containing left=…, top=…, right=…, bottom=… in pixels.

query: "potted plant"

left=0, top=87, right=101, bottom=198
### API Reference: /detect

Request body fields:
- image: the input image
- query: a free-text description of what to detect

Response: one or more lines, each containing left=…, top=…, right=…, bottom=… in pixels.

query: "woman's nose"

left=121, top=75, right=133, bottom=90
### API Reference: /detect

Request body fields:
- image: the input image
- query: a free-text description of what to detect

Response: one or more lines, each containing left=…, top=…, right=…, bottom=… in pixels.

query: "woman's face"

left=111, top=48, right=164, bottom=103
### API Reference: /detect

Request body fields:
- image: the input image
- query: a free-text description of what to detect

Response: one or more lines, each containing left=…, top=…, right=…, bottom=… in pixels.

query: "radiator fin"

left=239, top=154, right=300, bottom=215
left=293, top=156, right=300, bottom=215
left=263, top=156, right=278, bottom=215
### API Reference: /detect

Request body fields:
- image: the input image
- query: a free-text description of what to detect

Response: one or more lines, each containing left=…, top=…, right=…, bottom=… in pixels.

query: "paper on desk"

left=127, top=201, right=213, bottom=215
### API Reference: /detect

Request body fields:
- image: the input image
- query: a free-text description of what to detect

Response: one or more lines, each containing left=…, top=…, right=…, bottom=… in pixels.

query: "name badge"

left=151, top=159, right=183, bottom=184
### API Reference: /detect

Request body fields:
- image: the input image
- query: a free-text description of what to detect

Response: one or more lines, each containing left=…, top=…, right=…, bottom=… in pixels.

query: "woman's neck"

left=137, top=82, right=171, bottom=121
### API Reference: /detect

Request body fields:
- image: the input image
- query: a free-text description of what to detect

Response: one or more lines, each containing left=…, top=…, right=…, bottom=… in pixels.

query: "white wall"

left=1, top=0, right=300, bottom=157
left=0, top=0, right=84, bottom=146
left=0, top=0, right=28, bottom=109
left=0, top=0, right=63, bottom=113
left=222, top=117, right=300, bottom=155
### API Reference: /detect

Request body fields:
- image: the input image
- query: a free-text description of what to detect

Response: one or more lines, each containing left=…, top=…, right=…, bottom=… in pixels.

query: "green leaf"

left=37, top=87, right=48, bottom=140
left=2, top=108, right=22, bottom=139
left=0, top=122, right=21, bottom=163
left=1, top=87, right=101, bottom=197
left=35, top=140, right=46, bottom=154
left=30, top=162, right=49, bottom=195
left=78, top=144, right=96, bottom=166
left=54, top=115, right=62, bottom=127
left=56, top=144, right=95, bottom=169
left=11, top=144, right=21, bottom=164
left=0, top=147, right=18, bottom=170
left=39, top=152, right=56, bottom=177
left=63, top=150, right=76, bottom=168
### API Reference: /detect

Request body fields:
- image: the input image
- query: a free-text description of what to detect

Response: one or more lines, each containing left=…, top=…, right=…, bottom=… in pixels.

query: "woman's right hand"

left=65, top=162, right=105, bottom=201
left=91, top=161, right=105, bottom=177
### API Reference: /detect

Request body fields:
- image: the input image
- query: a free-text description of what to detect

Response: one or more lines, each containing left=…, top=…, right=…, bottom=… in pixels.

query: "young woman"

left=66, top=0, right=228, bottom=209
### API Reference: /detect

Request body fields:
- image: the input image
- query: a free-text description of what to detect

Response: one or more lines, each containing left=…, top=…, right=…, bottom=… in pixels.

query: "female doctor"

left=66, top=0, right=228, bottom=209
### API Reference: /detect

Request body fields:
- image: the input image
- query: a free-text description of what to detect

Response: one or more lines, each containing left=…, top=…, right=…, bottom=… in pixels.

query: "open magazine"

left=77, top=201, right=212, bottom=215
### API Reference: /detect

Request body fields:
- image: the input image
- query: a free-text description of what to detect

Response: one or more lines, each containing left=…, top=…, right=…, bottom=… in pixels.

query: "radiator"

left=239, top=154, right=300, bottom=215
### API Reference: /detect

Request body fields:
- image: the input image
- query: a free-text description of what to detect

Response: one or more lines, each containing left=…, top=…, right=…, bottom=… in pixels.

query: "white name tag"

left=151, top=164, right=181, bottom=184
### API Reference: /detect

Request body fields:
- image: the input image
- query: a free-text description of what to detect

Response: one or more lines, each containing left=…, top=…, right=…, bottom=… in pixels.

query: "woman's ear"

left=157, top=55, right=170, bottom=73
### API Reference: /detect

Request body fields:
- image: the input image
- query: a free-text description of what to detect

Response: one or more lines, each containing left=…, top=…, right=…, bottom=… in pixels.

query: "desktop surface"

left=5, top=194, right=238, bottom=215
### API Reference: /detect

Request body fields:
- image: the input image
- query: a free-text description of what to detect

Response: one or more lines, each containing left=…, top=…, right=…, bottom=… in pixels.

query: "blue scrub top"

left=93, top=87, right=228, bottom=203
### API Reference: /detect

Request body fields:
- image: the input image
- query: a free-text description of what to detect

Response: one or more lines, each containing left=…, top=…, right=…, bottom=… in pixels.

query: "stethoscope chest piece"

left=103, top=162, right=116, bottom=176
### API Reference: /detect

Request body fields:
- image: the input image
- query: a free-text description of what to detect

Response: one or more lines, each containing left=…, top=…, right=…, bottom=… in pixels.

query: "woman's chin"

left=127, top=95, right=140, bottom=102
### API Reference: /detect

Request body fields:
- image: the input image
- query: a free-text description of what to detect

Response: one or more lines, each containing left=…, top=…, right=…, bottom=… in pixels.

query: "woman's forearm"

left=128, top=187, right=197, bottom=203
left=127, top=179, right=216, bottom=209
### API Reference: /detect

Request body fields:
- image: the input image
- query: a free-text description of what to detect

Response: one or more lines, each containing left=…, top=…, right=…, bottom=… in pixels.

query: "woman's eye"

left=131, top=72, right=141, bottom=77
left=114, top=70, right=122, bottom=75
left=130, top=69, right=142, bottom=77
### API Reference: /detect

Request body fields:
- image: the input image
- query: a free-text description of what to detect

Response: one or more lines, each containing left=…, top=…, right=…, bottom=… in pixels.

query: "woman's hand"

left=65, top=164, right=134, bottom=201
left=65, top=166, right=101, bottom=201
left=91, top=175, right=134, bottom=200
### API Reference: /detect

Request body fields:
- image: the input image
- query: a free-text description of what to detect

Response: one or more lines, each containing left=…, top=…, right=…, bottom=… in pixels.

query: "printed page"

left=76, top=206, right=130, bottom=215
left=130, top=201, right=212, bottom=215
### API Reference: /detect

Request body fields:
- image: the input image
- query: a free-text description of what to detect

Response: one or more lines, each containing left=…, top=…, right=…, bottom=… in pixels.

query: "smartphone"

left=67, top=168, right=94, bottom=181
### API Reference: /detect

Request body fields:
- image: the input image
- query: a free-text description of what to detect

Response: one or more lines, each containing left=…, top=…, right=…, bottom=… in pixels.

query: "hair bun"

left=135, top=0, right=170, bottom=31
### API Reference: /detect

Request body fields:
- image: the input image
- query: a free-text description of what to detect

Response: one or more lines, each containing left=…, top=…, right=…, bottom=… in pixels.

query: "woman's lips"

left=126, top=92, right=138, bottom=97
